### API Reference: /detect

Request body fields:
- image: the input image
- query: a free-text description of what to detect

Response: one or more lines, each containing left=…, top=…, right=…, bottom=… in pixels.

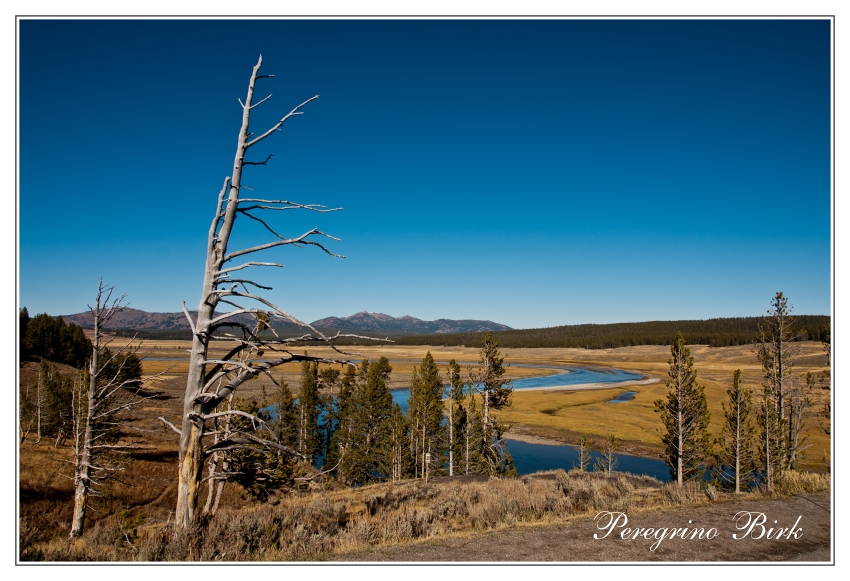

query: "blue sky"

left=18, top=19, right=832, bottom=329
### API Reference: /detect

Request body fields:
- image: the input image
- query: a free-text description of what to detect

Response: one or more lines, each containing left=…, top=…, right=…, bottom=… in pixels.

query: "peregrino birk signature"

left=593, top=511, right=803, bottom=552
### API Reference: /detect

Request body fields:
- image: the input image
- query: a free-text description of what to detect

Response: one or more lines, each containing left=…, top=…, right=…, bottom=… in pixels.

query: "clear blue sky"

left=18, top=19, right=832, bottom=329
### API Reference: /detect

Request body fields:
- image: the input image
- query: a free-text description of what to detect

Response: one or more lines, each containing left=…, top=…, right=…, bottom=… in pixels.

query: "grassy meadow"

left=133, top=338, right=831, bottom=470
left=491, top=342, right=831, bottom=471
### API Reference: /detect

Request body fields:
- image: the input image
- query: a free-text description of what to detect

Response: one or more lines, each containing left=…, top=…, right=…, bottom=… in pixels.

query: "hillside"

left=62, top=309, right=511, bottom=337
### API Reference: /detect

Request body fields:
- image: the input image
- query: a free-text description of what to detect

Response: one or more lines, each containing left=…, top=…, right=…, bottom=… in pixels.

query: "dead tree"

left=169, top=55, right=385, bottom=528
left=67, top=280, right=164, bottom=538
left=594, top=433, right=618, bottom=475
left=577, top=434, right=591, bottom=472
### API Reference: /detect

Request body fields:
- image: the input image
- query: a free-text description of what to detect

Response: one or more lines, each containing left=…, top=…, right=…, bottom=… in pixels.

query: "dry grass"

left=22, top=470, right=675, bottom=561
left=768, top=470, right=831, bottom=496
left=25, top=465, right=821, bottom=562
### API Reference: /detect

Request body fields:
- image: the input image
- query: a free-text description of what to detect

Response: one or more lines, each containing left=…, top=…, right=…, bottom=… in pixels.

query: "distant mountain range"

left=311, top=312, right=512, bottom=334
left=62, top=308, right=512, bottom=335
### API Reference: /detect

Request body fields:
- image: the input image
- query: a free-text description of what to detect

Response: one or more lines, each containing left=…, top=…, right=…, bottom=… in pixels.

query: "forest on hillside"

left=387, top=316, right=831, bottom=349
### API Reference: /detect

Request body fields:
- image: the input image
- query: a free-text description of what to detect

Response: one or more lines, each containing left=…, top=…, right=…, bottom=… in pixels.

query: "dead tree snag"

left=172, top=56, right=385, bottom=528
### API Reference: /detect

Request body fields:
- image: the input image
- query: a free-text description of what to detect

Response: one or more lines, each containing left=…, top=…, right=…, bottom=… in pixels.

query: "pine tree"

left=714, top=369, right=756, bottom=493
left=337, top=358, right=394, bottom=485
left=316, top=367, right=341, bottom=464
left=755, top=292, right=809, bottom=479
left=19, top=307, right=30, bottom=361
left=463, top=393, right=489, bottom=475
left=325, top=364, right=357, bottom=473
left=654, top=332, right=711, bottom=485
left=468, top=333, right=515, bottom=476
left=407, top=352, right=447, bottom=479
left=297, top=361, right=323, bottom=465
left=447, top=359, right=466, bottom=476
left=756, top=385, right=784, bottom=490
left=270, top=380, right=298, bottom=449
left=386, top=403, right=413, bottom=481
left=226, top=396, right=295, bottom=501
left=39, top=360, right=73, bottom=443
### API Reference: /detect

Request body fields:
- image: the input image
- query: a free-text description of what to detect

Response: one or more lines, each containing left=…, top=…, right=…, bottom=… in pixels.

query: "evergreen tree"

left=297, top=361, right=323, bottom=465
left=447, top=359, right=466, bottom=476
left=337, top=358, right=394, bottom=485
left=654, top=332, right=711, bottom=485
left=227, top=397, right=295, bottom=501
left=270, top=380, right=298, bottom=449
left=756, top=385, right=784, bottom=490
left=39, top=360, right=73, bottom=443
left=325, top=364, right=358, bottom=473
left=462, top=390, right=489, bottom=475
left=407, top=352, right=447, bottom=479
left=756, top=292, right=809, bottom=479
left=317, top=367, right=341, bottom=460
left=714, top=369, right=756, bottom=493
left=19, top=307, right=30, bottom=362
left=468, top=333, right=515, bottom=476
left=387, top=403, right=414, bottom=480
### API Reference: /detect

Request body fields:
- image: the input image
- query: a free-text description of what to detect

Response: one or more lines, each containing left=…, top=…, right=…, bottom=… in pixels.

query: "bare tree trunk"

left=36, top=369, right=42, bottom=443
left=70, top=283, right=103, bottom=538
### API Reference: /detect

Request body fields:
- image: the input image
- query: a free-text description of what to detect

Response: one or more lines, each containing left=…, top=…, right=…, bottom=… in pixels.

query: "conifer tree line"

left=656, top=292, right=827, bottom=492
left=387, top=315, right=830, bottom=350
left=217, top=333, right=516, bottom=499
left=19, top=307, right=92, bottom=368
left=19, top=305, right=145, bottom=450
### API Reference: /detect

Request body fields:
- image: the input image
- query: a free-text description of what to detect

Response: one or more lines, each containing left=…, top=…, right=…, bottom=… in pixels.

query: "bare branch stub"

left=173, top=56, right=391, bottom=528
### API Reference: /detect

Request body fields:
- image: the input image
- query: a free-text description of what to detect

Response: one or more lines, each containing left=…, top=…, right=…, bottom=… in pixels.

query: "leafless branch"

left=190, top=410, right=271, bottom=431
left=236, top=209, right=289, bottom=240
left=223, top=228, right=344, bottom=262
left=293, top=452, right=346, bottom=481
left=204, top=435, right=306, bottom=460
left=237, top=199, right=343, bottom=213
left=158, top=417, right=182, bottom=436
left=243, top=153, right=273, bottom=166
left=200, top=471, right=245, bottom=484
left=213, top=278, right=273, bottom=291
left=181, top=301, right=198, bottom=335
left=215, top=261, right=284, bottom=276
left=250, top=94, right=272, bottom=109
left=245, top=94, right=319, bottom=149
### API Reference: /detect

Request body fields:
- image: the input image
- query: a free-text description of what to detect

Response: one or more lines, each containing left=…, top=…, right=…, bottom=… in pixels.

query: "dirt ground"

left=338, top=491, right=832, bottom=562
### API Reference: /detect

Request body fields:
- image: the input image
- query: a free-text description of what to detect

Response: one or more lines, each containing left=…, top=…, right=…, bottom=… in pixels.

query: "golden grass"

left=19, top=470, right=681, bottom=561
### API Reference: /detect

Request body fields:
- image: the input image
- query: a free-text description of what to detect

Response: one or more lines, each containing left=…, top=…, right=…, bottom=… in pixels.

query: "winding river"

left=389, top=364, right=643, bottom=414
